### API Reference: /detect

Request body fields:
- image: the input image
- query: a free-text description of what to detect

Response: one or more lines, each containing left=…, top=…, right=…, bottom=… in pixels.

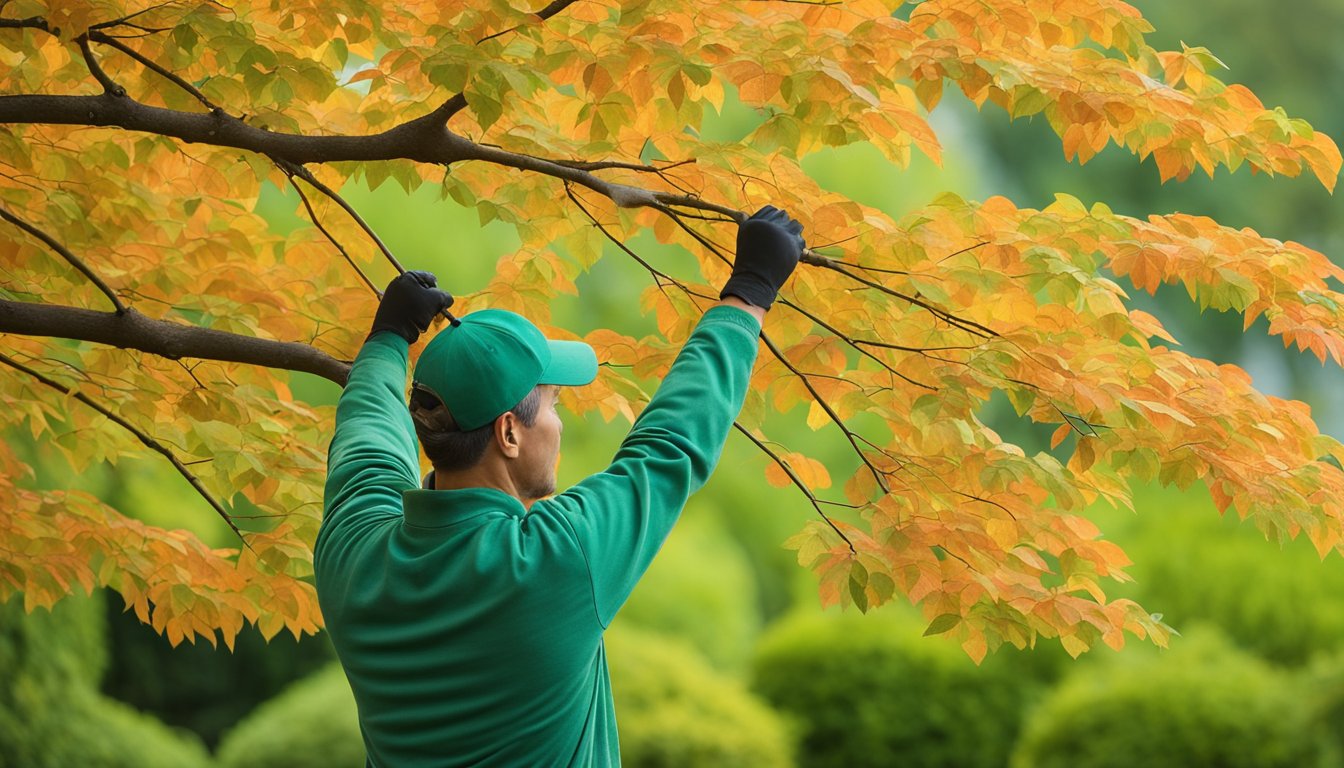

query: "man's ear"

left=495, top=412, right=521, bottom=458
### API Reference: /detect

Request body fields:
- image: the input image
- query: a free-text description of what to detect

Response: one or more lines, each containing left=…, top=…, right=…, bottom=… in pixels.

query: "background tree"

left=2, top=0, right=1342, bottom=661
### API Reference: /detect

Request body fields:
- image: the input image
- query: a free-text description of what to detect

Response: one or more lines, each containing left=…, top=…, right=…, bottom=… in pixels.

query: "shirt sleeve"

left=316, top=332, right=419, bottom=560
left=535, top=305, right=761, bottom=627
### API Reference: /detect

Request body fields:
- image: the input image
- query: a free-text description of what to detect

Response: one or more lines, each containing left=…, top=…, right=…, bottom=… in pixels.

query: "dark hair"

left=409, top=384, right=543, bottom=472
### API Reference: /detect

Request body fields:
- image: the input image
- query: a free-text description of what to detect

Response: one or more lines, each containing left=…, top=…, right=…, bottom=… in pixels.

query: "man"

left=314, top=206, right=805, bottom=766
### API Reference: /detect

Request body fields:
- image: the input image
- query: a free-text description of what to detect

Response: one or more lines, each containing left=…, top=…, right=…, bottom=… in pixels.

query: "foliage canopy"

left=2, top=0, right=1342, bottom=660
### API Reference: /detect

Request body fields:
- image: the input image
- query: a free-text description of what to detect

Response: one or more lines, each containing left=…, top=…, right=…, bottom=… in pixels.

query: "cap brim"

left=539, top=340, right=598, bottom=386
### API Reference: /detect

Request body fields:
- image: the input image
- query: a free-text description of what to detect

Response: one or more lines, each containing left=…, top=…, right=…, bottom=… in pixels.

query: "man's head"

left=409, top=309, right=597, bottom=500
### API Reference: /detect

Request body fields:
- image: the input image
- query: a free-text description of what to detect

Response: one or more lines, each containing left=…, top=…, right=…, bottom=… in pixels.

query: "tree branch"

left=814, top=258, right=999, bottom=339
left=0, top=351, right=248, bottom=544
left=0, top=16, right=48, bottom=31
left=0, top=93, right=470, bottom=164
left=0, top=205, right=128, bottom=313
left=0, top=299, right=351, bottom=386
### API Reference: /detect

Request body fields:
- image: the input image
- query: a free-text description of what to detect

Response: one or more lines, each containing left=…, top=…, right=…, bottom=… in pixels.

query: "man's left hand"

left=370, top=270, right=455, bottom=344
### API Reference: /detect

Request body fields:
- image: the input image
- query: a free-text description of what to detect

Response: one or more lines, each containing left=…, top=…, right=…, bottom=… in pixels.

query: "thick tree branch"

left=0, top=299, right=351, bottom=386
left=0, top=15, right=48, bottom=31
left=0, top=93, right=472, bottom=163
left=0, top=205, right=128, bottom=313
left=0, top=351, right=248, bottom=544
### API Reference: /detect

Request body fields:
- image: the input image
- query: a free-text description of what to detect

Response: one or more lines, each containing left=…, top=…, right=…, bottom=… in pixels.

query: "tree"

left=1, top=0, right=1341, bottom=661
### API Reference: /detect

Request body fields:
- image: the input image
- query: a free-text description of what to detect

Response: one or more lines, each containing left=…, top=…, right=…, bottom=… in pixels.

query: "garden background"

left=5, top=0, right=1344, bottom=765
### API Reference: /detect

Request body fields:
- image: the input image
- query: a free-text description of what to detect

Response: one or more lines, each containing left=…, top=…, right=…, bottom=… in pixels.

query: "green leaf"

left=924, top=613, right=962, bottom=636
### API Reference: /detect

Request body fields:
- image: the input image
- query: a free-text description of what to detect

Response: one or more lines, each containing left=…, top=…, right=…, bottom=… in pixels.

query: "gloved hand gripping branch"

left=719, top=205, right=806, bottom=310
left=369, top=270, right=457, bottom=344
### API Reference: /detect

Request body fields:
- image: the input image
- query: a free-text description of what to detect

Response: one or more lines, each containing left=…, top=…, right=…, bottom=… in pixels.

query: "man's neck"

left=429, top=467, right=535, bottom=510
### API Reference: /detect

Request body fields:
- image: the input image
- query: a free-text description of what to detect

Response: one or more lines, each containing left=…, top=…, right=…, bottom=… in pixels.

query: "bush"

left=101, top=590, right=335, bottom=746
left=606, top=625, right=794, bottom=768
left=0, top=595, right=211, bottom=768
left=0, top=591, right=106, bottom=687
left=1012, top=627, right=1332, bottom=768
left=215, top=662, right=364, bottom=768
left=751, top=607, right=1047, bottom=768
left=1299, top=651, right=1344, bottom=766
left=1099, top=485, right=1344, bottom=666
left=618, top=515, right=762, bottom=669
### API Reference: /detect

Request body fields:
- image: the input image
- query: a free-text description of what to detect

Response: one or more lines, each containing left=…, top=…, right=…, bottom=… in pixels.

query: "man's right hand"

left=719, top=205, right=806, bottom=310
left=370, top=270, right=454, bottom=344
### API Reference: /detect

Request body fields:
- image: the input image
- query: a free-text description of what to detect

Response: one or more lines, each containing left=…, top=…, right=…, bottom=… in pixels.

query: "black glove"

left=370, top=270, right=454, bottom=343
left=719, top=205, right=805, bottom=310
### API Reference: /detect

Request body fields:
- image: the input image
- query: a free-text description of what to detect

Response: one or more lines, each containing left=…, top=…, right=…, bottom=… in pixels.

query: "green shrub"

left=1097, top=485, right=1344, bottom=666
left=0, top=595, right=211, bottom=768
left=215, top=662, right=364, bottom=768
left=1299, top=651, right=1344, bottom=766
left=0, top=591, right=106, bottom=687
left=619, top=515, right=762, bottom=669
left=1012, top=627, right=1332, bottom=768
left=606, top=625, right=794, bottom=768
left=751, top=607, right=1047, bottom=768
left=101, top=590, right=335, bottom=746
left=0, top=688, right=214, bottom=768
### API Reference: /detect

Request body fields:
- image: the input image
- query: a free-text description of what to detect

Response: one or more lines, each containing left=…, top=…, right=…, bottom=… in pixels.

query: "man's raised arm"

left=317, top=272, right=454, bottom=554
left=538, top=206, right=806, bottom=627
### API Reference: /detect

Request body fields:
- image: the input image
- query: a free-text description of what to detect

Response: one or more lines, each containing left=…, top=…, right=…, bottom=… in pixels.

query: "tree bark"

left=0, top=299, right=351, bottom=386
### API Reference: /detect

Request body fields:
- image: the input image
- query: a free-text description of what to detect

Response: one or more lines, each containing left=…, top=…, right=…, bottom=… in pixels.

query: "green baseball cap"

left=412, top=309, right=598, bottom=431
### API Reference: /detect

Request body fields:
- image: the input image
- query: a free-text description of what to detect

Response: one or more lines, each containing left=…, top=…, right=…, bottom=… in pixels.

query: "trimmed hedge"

left=215, top=662, right=364, bottom=768
left=0, top=595, right=211, bottom=768
left=1012, top=627, right=1332, bottom=768
left=752, top=608, right=1045, bottom=768
left=606, top=625, right=794, bottom=768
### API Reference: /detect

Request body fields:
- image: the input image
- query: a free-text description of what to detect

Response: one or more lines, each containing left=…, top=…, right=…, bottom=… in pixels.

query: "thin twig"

left=0, top=205, right=127, bottom=313
left=818, top=260, right=999, bottom=339
left=477, top=0, right=582, bottom=44
left=554, top=157, right=697, bottom=174
left=0, top=353, right=249, bottom=545
left=89, top=1, right=179, bottom=31
left=760, top=330, right=891, bottom=494
left=937, top=240, right=989, bottom=263
left=279, top=163, right=382, bottom=296
left=734, top=423, right=856, bottom=553
left=777, top=299, right=940, bottom=391
left=276, top=159, right=405, bottom=274
left=90, top=31, right=217, bottom=110
left=564, top=182, right=717, bottom=301
left=75, top=36, right=124, bottom=95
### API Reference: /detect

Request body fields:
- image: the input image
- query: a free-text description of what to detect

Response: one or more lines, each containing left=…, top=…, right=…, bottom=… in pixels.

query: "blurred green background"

left=5, top=0, right=1344, bottom=765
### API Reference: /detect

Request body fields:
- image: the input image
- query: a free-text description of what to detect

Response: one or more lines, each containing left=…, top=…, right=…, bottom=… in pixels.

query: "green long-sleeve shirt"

left=314, top=305, right=761, bottom=767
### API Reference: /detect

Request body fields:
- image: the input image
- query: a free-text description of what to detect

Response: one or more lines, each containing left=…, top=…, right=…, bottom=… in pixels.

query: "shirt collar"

left=401, top=486, right=527, bottom=528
